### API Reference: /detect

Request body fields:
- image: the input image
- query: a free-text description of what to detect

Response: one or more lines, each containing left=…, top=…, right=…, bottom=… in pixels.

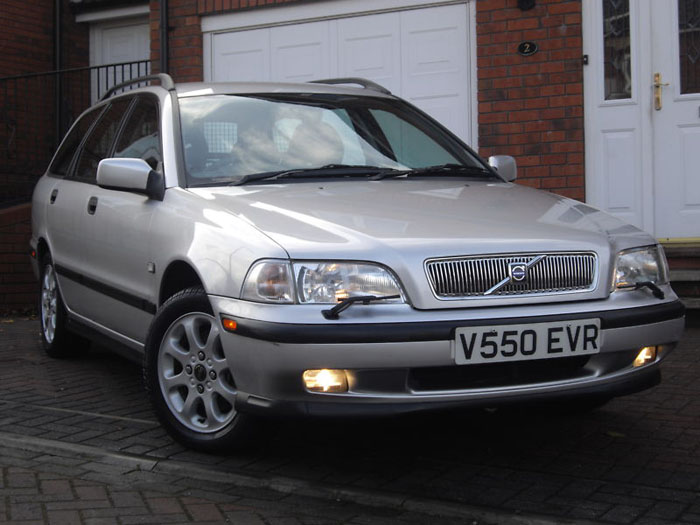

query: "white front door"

left=584, top=0, right=700, bottom=241
left=651, top=0, right=700, bottom=239
left=204, top=2, right=474, bottom=143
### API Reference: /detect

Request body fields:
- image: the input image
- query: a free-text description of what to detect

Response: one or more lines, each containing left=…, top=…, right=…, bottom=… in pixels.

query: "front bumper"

left=210, top=295, right=685, bottom=417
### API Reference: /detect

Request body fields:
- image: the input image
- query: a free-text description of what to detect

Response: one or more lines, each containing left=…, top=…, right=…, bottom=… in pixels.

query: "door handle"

left=87, top=196, right=98, bottom=215
left=654, top=72, right=670, bottom=111
left=50, top=189, right=58, bottom=204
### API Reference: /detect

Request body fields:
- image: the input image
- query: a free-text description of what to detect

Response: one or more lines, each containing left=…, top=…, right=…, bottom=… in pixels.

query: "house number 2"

left=517, top=41, right=538, bottom=56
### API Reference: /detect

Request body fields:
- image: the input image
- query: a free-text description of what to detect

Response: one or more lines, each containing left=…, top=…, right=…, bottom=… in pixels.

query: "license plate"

left=454, top=319, right=601, bottom=365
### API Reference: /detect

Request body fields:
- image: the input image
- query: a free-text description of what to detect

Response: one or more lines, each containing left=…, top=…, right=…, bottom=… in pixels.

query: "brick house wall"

left=476, top=0, right=584, bottom=200
left=0, top=205, right=35, bottom=314
left=0, top=0, right=88, bottom=314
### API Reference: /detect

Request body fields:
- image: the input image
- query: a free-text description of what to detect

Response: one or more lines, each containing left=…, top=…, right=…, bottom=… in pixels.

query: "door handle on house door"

left=654, top=73, right=670, bottom=110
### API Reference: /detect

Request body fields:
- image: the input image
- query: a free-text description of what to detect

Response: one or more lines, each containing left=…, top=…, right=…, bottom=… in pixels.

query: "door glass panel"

left=603, top=0, right=632, bottom=100
left=114, top=97, right=162, bottom=170
left=679, top=0, right=700, bottom=94
left=74, top=99, right=132, bottom=182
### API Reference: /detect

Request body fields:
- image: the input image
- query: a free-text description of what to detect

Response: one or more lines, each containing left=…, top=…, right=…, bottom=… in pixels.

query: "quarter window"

left=73, top=98, right=131, bottom=182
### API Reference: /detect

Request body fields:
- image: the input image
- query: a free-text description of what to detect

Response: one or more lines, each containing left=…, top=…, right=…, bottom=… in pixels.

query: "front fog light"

left=634, top=346, right=657, bottom=367
left=303, top=369, right=348, bottom=392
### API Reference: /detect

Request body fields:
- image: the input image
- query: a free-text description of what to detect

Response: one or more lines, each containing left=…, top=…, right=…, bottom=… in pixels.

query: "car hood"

left=189, top=179, right=654, bottom=307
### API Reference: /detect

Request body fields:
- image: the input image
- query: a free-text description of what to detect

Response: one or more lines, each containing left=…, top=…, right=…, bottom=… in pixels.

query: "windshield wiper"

left=322, top=294, right=401, bottom=320
left=370, top=163, right=493, bottom=180
left=618, top=281, right=665, bottom=300
left=231, top=164, right=400, bottom=186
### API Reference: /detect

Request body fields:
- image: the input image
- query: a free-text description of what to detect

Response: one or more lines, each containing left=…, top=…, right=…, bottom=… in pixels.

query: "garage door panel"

left=401, top=6, right=468, bottom=95
left=206, top=3, right=473, bottom=142
left=212, top=29, right=270, bottom=81
left=410, top=96, right=463, bottom=138
left=271, top=22, right=332, bottom=81
left=401, top=5, right=469, bottom=140
left=337, top=14, right=401, bottom=94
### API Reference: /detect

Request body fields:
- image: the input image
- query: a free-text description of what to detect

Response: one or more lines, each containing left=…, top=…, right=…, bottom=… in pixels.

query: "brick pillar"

left=476, top=0, right=584, bottom=200
left=151, top=0, right=203, bottom=82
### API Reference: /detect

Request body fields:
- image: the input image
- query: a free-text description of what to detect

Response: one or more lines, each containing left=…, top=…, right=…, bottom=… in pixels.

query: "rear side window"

left=114, top=97, right=162, bottom=170
left=49, top=107, right=102, bottom=176
left=73, top=98, right=132, bottom=183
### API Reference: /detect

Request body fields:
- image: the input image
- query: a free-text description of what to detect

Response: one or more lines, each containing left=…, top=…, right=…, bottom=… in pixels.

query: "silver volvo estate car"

left=31, top=74, right=685, bottom=451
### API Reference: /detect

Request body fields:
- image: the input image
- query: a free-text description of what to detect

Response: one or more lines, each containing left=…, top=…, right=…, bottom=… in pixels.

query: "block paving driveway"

left=0, top=313, right=698, bottom=524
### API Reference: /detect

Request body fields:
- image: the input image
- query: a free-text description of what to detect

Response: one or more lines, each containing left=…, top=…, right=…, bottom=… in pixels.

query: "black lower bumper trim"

left=228, top=300, right=685, bottom=344
left=236, top=367, right=661, bottom=418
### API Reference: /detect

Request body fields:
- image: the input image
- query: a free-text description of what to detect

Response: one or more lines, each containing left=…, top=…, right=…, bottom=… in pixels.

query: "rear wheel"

left=39, top=253, right=86, bottom=358
left=144, top=287, right=257, bottom=452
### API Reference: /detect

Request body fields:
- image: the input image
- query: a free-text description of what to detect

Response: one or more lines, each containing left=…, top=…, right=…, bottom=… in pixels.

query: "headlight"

left=241, top=260, right=405, bottom=304
left=295, top=262, right=404, bottom=304
left=612, top=245, right=669, bottom=291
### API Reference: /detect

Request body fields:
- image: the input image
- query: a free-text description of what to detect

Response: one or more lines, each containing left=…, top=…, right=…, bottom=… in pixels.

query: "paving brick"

left=0, top=317, right=699, bottom=524
left=182, top=502, right=224, bottom=521
left=46, top=510, right=81, bottom=525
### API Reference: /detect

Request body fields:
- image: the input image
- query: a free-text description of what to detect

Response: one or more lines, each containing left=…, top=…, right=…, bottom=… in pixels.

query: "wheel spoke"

left=179, top=389, right=199, bottom=417
left=182, top=317, right=205, bottom=351
left=162, top=337, right=189, bottom=360
left=162, top=372, right=188, bottom=390
left=203, top=323, right=220, bottom=354
left=211, top=377, right=237, bottom=401
left=202, top=391, right=233, bottom=424
left=210, top=356, right=229, bottom=376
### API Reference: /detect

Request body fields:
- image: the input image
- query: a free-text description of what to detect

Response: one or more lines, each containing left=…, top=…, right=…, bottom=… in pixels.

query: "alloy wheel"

left=41, top=264, right=58, bottom=344
left=157, top=312, right=237, bottom=433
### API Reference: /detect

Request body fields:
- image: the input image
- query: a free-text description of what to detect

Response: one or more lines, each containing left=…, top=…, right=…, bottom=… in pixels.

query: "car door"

left=80, top=95, right=164, bottom=344
left=50, top=97, right=134, bottom=328
left=45, top=104, right=107, bottom=318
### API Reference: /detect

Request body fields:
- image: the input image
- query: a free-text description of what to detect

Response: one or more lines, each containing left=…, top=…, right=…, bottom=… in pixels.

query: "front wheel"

left=144, top=287, right=257, bottom=452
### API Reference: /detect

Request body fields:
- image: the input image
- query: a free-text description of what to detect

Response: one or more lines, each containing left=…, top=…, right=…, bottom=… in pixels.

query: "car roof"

left=173, top=81, right=395, bottom=99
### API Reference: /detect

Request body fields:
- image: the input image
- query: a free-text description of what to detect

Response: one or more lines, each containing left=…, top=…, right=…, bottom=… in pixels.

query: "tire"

left=38, top=253, right=87, bottom=358
left=144, top=287, right=257, bottom=452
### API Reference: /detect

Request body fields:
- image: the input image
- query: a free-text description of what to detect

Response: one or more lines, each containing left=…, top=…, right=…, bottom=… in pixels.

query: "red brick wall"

left=196, top=0, right=309, bottom=15
left=0, top=205, right=35, bottom=315
left=0, top=1, right=88, bottom=313
left=475, top=0, right=584, bottom=200
left=0, top=0, right=88, bottom=80
left=150, top=0, right=203, bottom=82
left=0, top=2, right=53, bottom=76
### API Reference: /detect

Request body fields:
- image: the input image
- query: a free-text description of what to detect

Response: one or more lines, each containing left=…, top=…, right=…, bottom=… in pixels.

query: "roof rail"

left=309, top=77, right=391, bottom=95
left=100, top=73, right=175, bottom=102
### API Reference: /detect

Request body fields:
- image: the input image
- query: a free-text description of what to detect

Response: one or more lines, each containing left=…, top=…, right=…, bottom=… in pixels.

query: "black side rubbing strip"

left=55, top=264, right=156, bottom=314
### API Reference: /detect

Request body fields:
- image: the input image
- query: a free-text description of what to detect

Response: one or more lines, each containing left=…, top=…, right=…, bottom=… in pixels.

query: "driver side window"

left=114, top=97, right=162, bottom=171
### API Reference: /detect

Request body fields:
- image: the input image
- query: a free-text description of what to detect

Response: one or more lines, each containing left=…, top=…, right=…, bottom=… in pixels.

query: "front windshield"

left=178, top=93, right=485, bottom=186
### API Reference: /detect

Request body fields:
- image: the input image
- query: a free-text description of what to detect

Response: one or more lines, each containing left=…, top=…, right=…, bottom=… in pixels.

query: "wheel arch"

left=36, top=237, right=50, bottom=263
left=159, top=260, right=206, bottom=306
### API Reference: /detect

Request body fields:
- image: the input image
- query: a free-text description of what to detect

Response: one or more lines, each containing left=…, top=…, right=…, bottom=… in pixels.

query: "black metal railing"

left=0, top=60, right=151, bottom=207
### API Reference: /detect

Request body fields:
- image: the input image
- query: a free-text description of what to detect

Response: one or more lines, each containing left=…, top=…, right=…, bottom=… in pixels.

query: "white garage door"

left=202, top=2, right=475, bottom=142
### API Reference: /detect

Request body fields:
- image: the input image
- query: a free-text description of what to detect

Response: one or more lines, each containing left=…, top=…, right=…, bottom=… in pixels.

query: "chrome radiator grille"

left=425, top=253, right=597, bottom=299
